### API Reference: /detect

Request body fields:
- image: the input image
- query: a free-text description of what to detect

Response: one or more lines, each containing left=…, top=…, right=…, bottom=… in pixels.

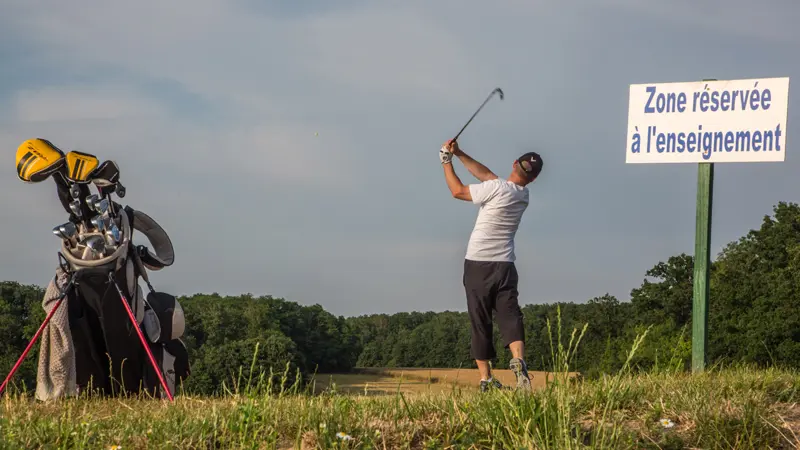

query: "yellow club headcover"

left=65, top=150, right=100, bottom=183
left=15, top=138, right=66, bottom=183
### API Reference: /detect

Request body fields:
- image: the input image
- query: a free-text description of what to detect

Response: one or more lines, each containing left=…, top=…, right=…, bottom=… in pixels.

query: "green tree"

left=710, top=202, right=800, bottom=367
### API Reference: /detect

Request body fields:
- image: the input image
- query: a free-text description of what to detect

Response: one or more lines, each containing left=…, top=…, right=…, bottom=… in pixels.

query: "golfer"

left=439, top=139, right=543, bottom=392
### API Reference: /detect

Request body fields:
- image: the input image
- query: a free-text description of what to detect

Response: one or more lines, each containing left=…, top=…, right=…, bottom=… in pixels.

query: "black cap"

left=516, top=151, right=543, bottom=179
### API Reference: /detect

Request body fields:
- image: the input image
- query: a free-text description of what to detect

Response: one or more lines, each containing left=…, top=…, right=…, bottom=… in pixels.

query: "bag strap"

left=123, top=205, right=175, bottom=269
left=130, top=242, right=156, bottom=294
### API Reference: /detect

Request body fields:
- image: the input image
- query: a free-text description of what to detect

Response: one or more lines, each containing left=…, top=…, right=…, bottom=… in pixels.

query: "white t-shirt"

left=465, top=178, right=529, bottom=262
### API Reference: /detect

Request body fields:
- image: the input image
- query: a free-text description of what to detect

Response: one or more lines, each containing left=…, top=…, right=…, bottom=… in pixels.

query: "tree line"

left=2, top=201, right=799, bottom=395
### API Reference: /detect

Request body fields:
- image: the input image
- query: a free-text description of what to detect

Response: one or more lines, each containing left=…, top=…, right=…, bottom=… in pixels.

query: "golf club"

left=68, top=200, right=82, bottom=218
left=96, top=197, right=116, bottom=228
left=95, top=198, right=109, bottom=215
left=86, top=194, right=99, bottom=212
left=52, top=225, right=68, bottom=240
left=94, top=197, right=105, bottom=214
left=53, top=222, right=77, bottom=247
left=15, top=138, right=67, bottom=183
left=60, top=222, right=77, bottom=240
left=452, top=87, right=504, bottom=142
left=104, top=230, right=119, bottom=250
left=70, top=183, right=81, bottom=200
left=110, top=223, right=121, bottom=244
left=82, top=235, right=106, bottom=259
left=91, top=216, right=106, bottom=233
left=92, top=160, right=126, bottom=215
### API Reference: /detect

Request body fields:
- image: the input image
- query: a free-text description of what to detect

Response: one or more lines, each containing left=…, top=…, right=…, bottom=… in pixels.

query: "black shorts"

left=463, top=259, right=525, bottom=361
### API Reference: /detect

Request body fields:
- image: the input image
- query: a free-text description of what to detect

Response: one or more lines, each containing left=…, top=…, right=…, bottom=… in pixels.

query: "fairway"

left=312, top=368, right=577, bottom=395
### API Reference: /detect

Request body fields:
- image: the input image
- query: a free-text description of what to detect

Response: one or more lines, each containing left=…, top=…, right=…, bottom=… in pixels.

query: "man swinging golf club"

left=439, top=139, right=543, bottom=392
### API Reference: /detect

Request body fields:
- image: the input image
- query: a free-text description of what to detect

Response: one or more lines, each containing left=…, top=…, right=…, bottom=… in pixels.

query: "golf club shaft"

left=452, top=89, right=503, bottom=142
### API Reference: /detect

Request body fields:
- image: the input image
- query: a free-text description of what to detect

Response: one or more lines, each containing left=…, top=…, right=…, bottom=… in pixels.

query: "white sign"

left=626, top=77, right=790, bottom=163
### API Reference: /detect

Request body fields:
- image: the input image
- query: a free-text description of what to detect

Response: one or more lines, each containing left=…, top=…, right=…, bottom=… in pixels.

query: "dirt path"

left=312, top=367, right=578, bottom=395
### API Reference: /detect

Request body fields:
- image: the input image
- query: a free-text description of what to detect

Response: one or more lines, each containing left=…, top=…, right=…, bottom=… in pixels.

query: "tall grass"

left=1, top=307, right=799, bottom=449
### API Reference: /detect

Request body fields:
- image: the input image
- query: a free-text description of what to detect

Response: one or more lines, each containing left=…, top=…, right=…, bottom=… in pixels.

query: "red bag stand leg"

left=110, top=274, right=174, bottom=401
left=0, top=272, right=174, bottom=402
left=0, top=284, right=70, bottom=397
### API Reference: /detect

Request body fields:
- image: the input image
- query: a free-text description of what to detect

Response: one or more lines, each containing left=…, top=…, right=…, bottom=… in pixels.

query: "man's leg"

left=464, top=260, right=501, bottom=391
left=476, top=360, right=492, bottom=381
left=495, top=262, right=531, bottom=391
left=508, top=340, right=525, bottom=359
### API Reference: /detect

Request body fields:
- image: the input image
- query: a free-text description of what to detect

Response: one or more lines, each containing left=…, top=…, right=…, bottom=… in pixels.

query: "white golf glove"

left=440, top=145, right=453, bottom=164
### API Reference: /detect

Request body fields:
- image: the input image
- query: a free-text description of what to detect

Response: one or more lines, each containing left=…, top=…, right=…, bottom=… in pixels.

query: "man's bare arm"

left=454, top=148, right=497, bottom=182
left=443, top=162, right=472, bottom=201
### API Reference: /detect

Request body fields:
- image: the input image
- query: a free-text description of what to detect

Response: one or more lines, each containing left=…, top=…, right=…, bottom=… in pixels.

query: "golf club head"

left=52, top=225, right=66, bottom=240
left=16, top=139, right=66, bottom=183
left=91, top=160, right=121, bottom=188
left=70, top=183, right=81, bottom=199
left=82, top=235, right=106, bottom=258
left=54, top=222, right=78, bottom=248
left=59, top=222, right=77, bottom=239
left=110, top=223, right=121, bottom=243
left=91, top=215, right=106, bottom=232
left=86, top=194, right=100, bottom=211
left=65, top=151, right=100, bottom=184
left=104, top=230, right=118, bottom=248
left=493, top=87, right=504, bottom=100
left=68, top=199, right=83, bottom=218
left=95, top=198, right=110, bottom=215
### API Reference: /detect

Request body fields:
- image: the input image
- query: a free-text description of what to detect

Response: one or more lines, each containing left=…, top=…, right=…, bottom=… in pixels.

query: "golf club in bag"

left=1, top=138, right=190, bottom=401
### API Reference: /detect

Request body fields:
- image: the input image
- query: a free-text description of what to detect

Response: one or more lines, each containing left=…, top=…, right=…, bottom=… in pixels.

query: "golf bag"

left=34, top=200, right=190, bottom=401
left=1, top=139, right=190, bottom=401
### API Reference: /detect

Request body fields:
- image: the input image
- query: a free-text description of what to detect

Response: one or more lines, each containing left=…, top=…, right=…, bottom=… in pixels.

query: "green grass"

left=2, top=310, right=800, bottom=449
left=1, top=367, right=799, bottom=449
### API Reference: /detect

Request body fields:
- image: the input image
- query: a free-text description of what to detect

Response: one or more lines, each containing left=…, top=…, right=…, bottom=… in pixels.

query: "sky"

left=1, top=0, right=798, bottom=317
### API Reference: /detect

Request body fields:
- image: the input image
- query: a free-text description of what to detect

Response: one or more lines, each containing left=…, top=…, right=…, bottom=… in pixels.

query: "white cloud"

left=0, top=0, right=477, bottom=188
left=1, top=86, right=356, bottom=187
left=13, top=85, right=166, bottom=122
left=596, top=0, right=800, bottom=43
left=6, top=0, right=482, bottom=113
left=221, top=122, right=360, bottom=186
left=5, top=0, right=291, bottom=108
left=314, top=236, right=466, bottom=263
left=296, top=6, right=487, bottom=102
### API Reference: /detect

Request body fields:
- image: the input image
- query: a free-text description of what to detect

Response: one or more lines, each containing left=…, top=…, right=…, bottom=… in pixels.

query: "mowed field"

left=311, top=367, right=577, bottom=395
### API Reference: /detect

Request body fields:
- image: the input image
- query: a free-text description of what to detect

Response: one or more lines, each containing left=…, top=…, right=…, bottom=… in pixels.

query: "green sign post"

left=690, top=78, right=716, bottom=373
left=625, top=77, right=790, bottom=373
left=692, top=161, right=713, bottom=372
